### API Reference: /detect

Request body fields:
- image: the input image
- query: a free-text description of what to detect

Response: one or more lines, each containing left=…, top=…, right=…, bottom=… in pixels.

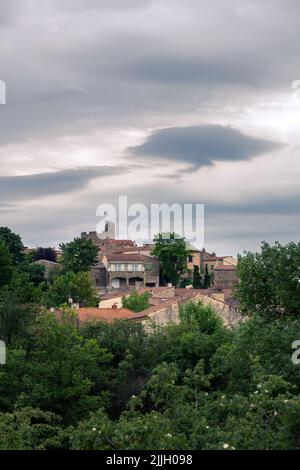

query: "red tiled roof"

left=128, top=288, right=211, bottom=319
left=107, top=253, right=144, bottom=262
left=107, top=240, right=134, bottom=245
left=77, top=308, right=134, bottom=323
left=213, top=265, right=236, bottom=271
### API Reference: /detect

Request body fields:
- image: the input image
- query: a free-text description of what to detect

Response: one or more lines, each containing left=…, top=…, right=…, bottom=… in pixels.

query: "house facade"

left=213, top=264, right=238, bottom=299
left=102, top=252, right=159, bottom=290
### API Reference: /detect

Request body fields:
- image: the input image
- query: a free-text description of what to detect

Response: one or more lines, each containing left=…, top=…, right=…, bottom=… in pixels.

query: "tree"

left=19, top=261, right=46, bottom=287
left=235, top=241, right=300, bottom=317
left=0, top=275, right=39, bottom=344
left=60, top=237, right=98, bottom=273
left=33, top=247, right=57, bottom=263
left=122, top=290, right=151, bottom=313
left=203, top=264, right=212, bottom=289
left=46, top=271, right=99, bottom=307
left=0, top=261, right=45, bottom=346
left=0, top=241, right=13, bottom=288
left=0, top=311, right=112, bottom=424
left=0, top=407, right=67, bottom=450
left=70, top=407, right=188, bottom=450
left=152, top=233, right=190, bottom=287
left=0, top=227, right=24, bottom=265
left=192, top=265, right=202, bottom=289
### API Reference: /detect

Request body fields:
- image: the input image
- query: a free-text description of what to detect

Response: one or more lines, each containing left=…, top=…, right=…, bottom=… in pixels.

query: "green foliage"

left=235, top=241, right=300, bottom=317
left=192, top=265, right=212, bottom=289
left=70, top=407, right=188, bottom=450
left=81, top=320, right=156, bottom=417
left=0, top=407, right=66, bottom=450
left=1, top=238, right=300, bottom=451
left=19, top=261, right=46, bottom=287
left=45, top=271, right=99, bottom=307
left=0, top=311, right=112, bottom=424
left=0, top=227, right=24, bottom=265
left=60, top=237, right=98, bottom=273
left=192, top=265, right=202, bottom=289
left=33, top=247, right=57, bottom=263
left=0, top=241, right=13, bottom=288
left=0, top=271, right=43, bottom=344
left=179, top=301, right=223, bottom=334
left=203, top=264, right=212, bottom=288
left=210, top=315, right=300, bottom=394
left=122, top=290, right=151, bottom=312
left=152, top=233, right=190, bottom=287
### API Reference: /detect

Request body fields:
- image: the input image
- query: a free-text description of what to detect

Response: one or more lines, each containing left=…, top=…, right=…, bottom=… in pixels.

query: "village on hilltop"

left=29, top=220, right=240, bottom=328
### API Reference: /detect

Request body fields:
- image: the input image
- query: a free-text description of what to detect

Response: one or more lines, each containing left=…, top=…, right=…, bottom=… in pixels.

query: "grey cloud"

left=0, top=166, right=128, bottom=202
left=4, top=181, right=299, bottom=255
left=1, top=0, right=300, bottom=145
left=0, top=1, right=24, bottom=26
left=0, top=0, right=299, bottom=255
left=52, top=0, right=154, bottom=11
left=208, top=197, right=300, bottom=216
left=119, top=55, right=263, bottom=86
left=128, top=125, right=282, bottom=169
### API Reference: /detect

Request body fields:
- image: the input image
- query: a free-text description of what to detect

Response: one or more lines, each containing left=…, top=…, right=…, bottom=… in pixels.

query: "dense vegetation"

left=122, top=290, right=151, bottom=312
left=0, top=228, right=300, bottom=450
left=152, top=233, right=191, bottom=287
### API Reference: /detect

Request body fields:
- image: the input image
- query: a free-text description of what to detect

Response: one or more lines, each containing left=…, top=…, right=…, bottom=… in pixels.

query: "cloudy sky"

left=1, top=0, right=300, bottom=255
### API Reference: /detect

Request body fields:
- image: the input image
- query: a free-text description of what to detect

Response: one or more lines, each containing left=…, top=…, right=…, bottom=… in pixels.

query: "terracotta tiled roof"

left=77, top=307, right=134, bottom=323
left=106, top=253, right=144, bottom=262
left=101, top=286, right=172, bottom=301
left=111, top=246, right=156, bottom=255
left=130, top=288, right=211, bottom=318
left=214, top=265, right=236, bottom=270
left=107, top=240, right=134, bottom=245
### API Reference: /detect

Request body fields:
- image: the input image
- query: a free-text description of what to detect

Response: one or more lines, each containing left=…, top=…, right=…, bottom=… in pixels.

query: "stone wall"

left=139, top=290, right=241, bottom=328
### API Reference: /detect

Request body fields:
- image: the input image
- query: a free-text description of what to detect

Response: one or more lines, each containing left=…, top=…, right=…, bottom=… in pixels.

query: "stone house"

left=213, top=264, right=238, bottom=298
left=102, top=252, right=159, bottom=290
left=33, top=259, right=60, bottom=280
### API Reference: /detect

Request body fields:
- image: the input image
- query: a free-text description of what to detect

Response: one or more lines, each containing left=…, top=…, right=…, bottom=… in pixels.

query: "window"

left=110, top=263, right=125, bottom=271
left=187, top=255, right=193, bottom=262
left=130, top=263, right=143, bottom=272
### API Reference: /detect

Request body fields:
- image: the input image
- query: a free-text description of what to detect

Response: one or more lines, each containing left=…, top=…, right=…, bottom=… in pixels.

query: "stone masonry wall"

left=141, top=291, right=241, bottom=328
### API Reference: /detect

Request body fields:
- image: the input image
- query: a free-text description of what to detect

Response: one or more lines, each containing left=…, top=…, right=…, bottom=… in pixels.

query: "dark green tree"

left=0, top=311, right=112, bottom=424
left=152, top=233, right=190, bottom=287
left=0, top=227, right=24, bottom=264
left=0, top=407, right=67, bottom=450
left=33, top=247, right=57, bottom=263
left=235, top=241, right=300, bottom=317
left=122, top=290, right=151, bottom=312
left=45, top=271, right=99, bottom=307
left=60, top=237, right=98, bottom=273
left=0, top=282, right=38, bottom=344
left=19, top=261, right=46, bottom=287
left=0, top=241, right=13, bottom=288
left=203, top=264, right=212, bottom=289
left=192, top=265, right=202, bottom=289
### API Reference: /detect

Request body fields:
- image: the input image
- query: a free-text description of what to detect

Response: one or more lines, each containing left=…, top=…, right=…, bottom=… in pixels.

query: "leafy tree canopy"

left=152, top=233, right=190, bottom=287
left=235, top=241, right=300, bottom=317
left=60, top=237, right=98, bottom=273
left=33, top=247, right=57, bottom=263
left=122, top=290, right=151, bottom=313
left=0, top=227, right=24, bottom=264
left=0, top=241, right=13, bottom=288
left=45, top=271, right=99, bottom=308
